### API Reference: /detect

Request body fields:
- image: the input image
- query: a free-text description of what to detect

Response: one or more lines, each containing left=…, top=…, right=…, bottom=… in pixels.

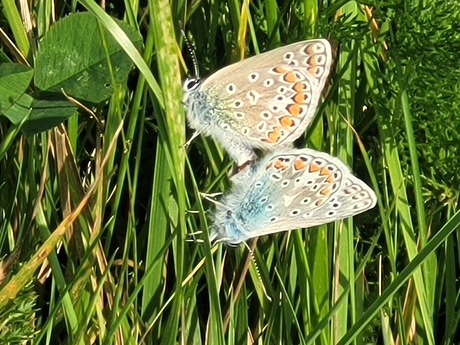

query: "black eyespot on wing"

left=290, top=209, right=300, bottom=216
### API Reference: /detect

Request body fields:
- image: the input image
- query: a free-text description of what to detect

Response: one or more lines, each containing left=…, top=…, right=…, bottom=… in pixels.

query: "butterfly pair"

left=183, top=39, right=377, bottom=245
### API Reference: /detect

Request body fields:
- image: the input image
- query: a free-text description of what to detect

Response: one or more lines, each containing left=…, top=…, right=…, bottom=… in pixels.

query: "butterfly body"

left=211, top=148, right=377, bottom=245
left=184, top=39, right=332, bottom=165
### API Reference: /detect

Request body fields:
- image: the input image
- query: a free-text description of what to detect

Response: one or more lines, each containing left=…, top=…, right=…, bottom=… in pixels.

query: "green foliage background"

left=0, top=0, right=459, bottom=344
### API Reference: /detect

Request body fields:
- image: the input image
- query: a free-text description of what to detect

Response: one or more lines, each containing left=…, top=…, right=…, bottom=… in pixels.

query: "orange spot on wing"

left=272, top=66, right=288, bottom=74
left=293, top=82, right=308, bottom=92
left=309, top=162, right=321, bottom=172
left=287, top=104, right=304, bottom=117
left=326, top=175, right=336, bottom=183
left=303, top=45, right=315, bottom=55
left=315, top=199, right=324, bottom=206
left=274, top=159, right=288, bottom=170
left=320, top=167, right=331, bottom=176
left=308, top=66, right=322, bottom=77
left=283, top=71, right=299, bottom=83
left=293, top=92, right=310, bottom=104
left=262, top=127, right=283, bottom=143
left=307, top=55, right=321, bottom=65
left=294, top=158, right=308, bottom=171
left=320, top=186, right=332, bottom=196
left=280, top=116, right=296, bottom=129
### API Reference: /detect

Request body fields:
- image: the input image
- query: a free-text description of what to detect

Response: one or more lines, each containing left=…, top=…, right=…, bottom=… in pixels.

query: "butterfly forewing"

left=202, top=40, right=331, bottom=145
left=236, top=150, right=345, bottom=230
left=186, top=39, right=332, bottom=165
left=212, top=148, right=377, bottom=243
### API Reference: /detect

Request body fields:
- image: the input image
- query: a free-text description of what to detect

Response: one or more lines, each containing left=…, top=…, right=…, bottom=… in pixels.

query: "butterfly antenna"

left=243, top=241, right=272, bottom=301
left=181, top=29, right=200, bottom=80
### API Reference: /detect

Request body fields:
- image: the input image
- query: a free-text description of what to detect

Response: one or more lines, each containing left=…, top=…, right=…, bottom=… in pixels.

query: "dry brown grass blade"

left=0, top=122, right=123, bottom=309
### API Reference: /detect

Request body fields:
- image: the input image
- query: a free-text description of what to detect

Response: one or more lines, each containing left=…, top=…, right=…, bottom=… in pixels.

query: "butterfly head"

left=183, top=77, right=201, bottom=103
left=184, top=77, right=201, bottom=91
left=210, top=209, right=247, bottom=246
left=183, top=76, right=216, bottom=134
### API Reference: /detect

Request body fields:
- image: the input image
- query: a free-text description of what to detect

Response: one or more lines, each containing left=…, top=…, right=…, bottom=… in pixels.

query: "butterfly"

left=210, top=148, right=377, bottom=245
left=183, top=39, right=332, bottom=166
